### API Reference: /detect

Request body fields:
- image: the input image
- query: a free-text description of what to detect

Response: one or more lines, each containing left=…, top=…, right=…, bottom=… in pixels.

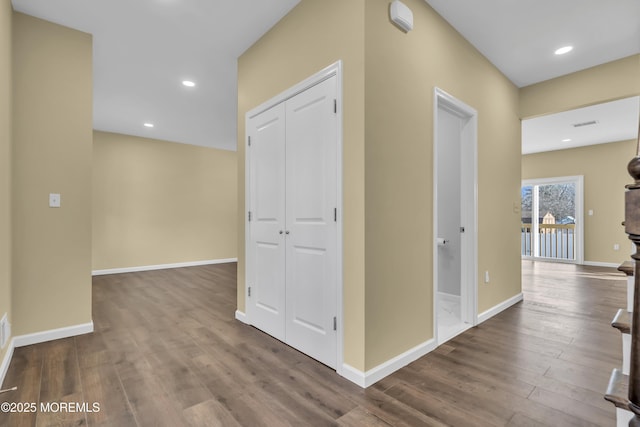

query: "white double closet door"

left=246, top=76, right=338, bottom=368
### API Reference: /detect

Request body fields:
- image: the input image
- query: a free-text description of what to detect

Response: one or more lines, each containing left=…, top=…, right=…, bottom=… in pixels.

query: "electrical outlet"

left=49, top=193, right=61, bottom=208
left=614, top=244, right=620, bottom=251
left=484, top=271, right=490, bottom=284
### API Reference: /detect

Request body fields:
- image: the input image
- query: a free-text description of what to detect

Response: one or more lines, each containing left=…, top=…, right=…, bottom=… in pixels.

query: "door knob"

left=285, top=231, right=290, bottom=235
left=279, top=230, right=283, bottom=234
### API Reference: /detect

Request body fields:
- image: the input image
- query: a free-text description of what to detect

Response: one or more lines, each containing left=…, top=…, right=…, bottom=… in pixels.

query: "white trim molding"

left=437, top=291, right=461, bottom=304
left=583, top=261, right=619, bottom=268
left=92, top=258, right=238, bottom=276
left=477, top=293, right=524, bottom=324
left=12, top=322, right=94, bottom=348
left=235, top=310, right=248, bottom=324
left=341, top=338, right=436, bottom=388
left=0, top=341, right=15, bottom=387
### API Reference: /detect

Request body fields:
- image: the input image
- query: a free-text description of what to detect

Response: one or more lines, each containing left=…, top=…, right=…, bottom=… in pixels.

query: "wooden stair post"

left=624, top=122, right=640, bottom=426
left=619, top=261, right=635, bottom=313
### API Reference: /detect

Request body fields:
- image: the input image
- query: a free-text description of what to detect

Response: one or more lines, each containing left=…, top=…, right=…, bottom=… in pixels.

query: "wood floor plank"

left=384, top=380, right=503, bottom=427
left=527, top=386, right=612, bottom=426
left=182, top=399, right=242, bottom=427
left=77, top=362, right=137, bottom=427
left=0, top=346, right=43, bottom=427
left=337, top=406, right=393, bottom=426
left=507, top=412, right=552, bottom=427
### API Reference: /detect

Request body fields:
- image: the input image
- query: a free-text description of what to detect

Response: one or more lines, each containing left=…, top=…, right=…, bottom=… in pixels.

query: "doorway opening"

left=433, top=88, right=478, bottom=345
left=521, top=176, right=584, bottom=264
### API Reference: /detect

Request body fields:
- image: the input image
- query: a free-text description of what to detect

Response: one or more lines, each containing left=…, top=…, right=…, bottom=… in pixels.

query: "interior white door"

left=247, top=103, right=286, bottom=341
left=285, top=76, right=338, bottom=368
left=434, top=88, right=478, bottom=344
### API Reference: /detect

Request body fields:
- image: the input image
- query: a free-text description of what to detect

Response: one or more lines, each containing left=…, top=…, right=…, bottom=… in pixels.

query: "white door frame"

left=245, top=61, right=344, bottom=374
left=521, top=175, right=584, bottom=264
left=433, top=87, right=478, bottom=343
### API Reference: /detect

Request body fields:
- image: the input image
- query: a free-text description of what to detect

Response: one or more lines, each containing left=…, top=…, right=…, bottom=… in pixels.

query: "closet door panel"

left=247, top=103, right=286, bottom=341
left=285, top=76, right=338, bottom=368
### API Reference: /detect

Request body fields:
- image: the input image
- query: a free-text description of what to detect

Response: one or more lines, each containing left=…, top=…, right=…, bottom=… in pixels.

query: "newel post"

left=626, top=120, right=640, bottom=426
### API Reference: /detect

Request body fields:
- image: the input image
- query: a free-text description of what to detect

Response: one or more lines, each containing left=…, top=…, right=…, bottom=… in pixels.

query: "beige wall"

left=0, top=0, right=12, bottom=364
left=523, top=140, right=636, bottom=264
left=520, top=54, right=640, bottom=119
left=364, top=0, right=521, bottom=368
left=238, top=0, right=366, bottom=370
left=12, top=13, right=92, bottom=335
left=239, top=0, right=522, bottom=371
left=93, top=131, right=237, bottom=270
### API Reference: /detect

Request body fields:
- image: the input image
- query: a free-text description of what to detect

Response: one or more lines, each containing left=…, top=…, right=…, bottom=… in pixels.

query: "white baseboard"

left=437, top=291, right=461, bottom=304
left=477, top=293, right=524, bottom=324
left=583, top=261, right=619, bottom=268
left=0, top=340, right=15, bottom=388
left=340, top=363, right=367, bottom=388
left=235, top=310, right=248, bottom=324
left=92, top=258, right=238, bottom=276
left=341, top=338, right=437, bottom=388
left=12, top=322, right=94, bottom=348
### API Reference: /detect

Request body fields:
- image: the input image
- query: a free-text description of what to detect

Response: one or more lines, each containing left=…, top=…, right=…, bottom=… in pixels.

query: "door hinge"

left=334, top=99, right=337, bottom=114
left=248, top=136, right=251, bottom=147
left=248, top=211, right=252, bottom=222
left=333, top=316, right=337, bottom=331
left=248, top=286, right=251, bottom=297
left=334, top=208, right=337, bottom=222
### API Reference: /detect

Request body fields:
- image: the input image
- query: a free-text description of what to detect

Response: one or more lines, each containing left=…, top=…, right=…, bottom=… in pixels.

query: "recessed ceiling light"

left=554, top=46, right=573, bottom=55
left=143, top=123, right=154, bottom=128
left=182, top=80, right=196, bottom=87
left=562, top=138, right=572, bottom=142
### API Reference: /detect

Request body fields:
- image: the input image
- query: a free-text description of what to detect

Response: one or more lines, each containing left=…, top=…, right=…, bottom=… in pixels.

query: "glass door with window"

left=521, top=176, right=583, bottom=263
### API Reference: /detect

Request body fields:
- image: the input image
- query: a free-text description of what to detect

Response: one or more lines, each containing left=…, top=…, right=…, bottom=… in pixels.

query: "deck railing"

left=521, top=223, right=576, bottom=260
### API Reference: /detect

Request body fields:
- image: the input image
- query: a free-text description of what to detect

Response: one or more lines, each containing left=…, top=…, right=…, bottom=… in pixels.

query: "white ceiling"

left=522, top=96, right=640, bottom=155
left=10, top=0, right=640, bottom=152
left=423, top=0, right=640, bottom=88
left=11, top=0, right=301, bottom=151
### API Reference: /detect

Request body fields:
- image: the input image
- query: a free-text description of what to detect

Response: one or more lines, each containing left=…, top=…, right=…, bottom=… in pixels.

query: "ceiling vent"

left=572, top=120, right=598, bottom=128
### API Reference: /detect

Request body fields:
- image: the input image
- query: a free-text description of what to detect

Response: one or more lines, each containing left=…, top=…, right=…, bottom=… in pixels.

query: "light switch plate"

left=49, top=193, right=61, bottom=208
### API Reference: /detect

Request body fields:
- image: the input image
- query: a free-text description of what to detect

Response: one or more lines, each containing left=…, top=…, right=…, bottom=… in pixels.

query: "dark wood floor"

left=0, top=261, right=624, bottom=426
